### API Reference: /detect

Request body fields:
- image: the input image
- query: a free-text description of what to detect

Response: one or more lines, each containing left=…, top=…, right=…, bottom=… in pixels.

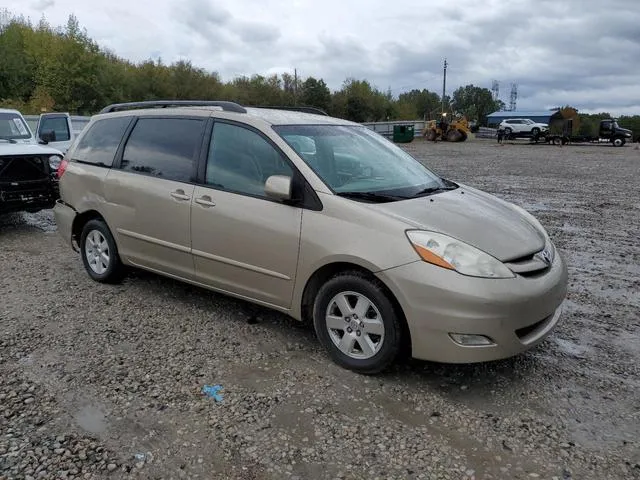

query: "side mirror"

left=39, top=130, right=56, bottom=144
left=264, top=175, right=292, bottom=201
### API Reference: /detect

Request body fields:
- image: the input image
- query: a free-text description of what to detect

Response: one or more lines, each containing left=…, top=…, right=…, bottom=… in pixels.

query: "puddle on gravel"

left=553, top=337, right=592, bottom=358
left=0, top=210, right=57, bottom=232
left=75, top=405, right=108, bottom=434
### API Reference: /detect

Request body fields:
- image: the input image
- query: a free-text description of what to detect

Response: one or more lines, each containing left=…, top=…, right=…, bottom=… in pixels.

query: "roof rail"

left=98, top=100, right=247, bottom=114
left=253, top=105, right=329, bottom=116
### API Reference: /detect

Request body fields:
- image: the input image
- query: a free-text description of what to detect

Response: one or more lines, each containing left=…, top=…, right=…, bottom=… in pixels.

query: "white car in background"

left=23, top=112, right=77, bottom=154
left=499, top=119, right=548, bottom=137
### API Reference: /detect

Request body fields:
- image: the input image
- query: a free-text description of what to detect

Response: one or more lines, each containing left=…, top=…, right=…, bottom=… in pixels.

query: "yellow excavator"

left=422, top=113, right=471, bottom=142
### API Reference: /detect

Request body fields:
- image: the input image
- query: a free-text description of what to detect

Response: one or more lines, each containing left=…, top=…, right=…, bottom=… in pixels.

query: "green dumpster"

left=392, top=124, right=414, bottom=143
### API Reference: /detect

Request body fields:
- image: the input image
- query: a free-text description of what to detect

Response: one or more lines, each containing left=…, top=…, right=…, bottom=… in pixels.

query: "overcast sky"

left=6, top=0, right=640, bottom=115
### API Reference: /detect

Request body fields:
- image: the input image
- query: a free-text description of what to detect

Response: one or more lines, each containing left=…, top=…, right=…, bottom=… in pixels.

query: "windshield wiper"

left=0, top=138, right=18, bottom=144
left=336, top=191, right=407, bottom=203
left=413, top=185, right=458, bottom=197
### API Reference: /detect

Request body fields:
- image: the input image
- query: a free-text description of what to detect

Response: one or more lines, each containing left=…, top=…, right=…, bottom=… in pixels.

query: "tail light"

left=57, top=158, right=69, bottom=178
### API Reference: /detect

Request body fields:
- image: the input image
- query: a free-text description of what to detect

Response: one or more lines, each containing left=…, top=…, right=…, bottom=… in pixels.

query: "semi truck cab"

left=599, top=119, right=633, bottom=147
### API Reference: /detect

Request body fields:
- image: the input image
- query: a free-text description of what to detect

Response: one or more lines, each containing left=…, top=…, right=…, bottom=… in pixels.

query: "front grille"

left=0, top=156, right=50, bottom=182
left=504, top=249, right=552, bottom=276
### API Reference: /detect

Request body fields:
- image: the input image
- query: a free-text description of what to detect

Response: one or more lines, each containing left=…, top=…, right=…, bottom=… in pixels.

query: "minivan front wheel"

left=313, top=272, right=402, bottom=374
left=80, top=219, right=124, bottom=283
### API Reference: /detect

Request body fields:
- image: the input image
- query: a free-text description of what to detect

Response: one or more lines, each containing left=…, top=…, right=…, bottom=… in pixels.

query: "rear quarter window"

left=72, top=117, right=133, bottom=167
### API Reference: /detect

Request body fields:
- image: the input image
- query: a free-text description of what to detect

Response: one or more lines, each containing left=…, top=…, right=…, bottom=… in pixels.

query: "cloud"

left=235, top=21, right=280, bottom=44
left=4, top=0, right=640, bottom=115
left=31, top=0, right=54, bottom=10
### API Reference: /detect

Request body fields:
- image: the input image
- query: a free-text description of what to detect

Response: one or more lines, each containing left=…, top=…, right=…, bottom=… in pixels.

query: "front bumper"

left=0, top=179, right=57, bottom=215
left=376, top=253, right=568, bottom=363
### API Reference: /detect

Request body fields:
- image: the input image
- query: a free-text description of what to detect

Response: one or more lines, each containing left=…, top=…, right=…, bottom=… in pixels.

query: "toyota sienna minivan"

left=54, top=100, right=568, bottom=373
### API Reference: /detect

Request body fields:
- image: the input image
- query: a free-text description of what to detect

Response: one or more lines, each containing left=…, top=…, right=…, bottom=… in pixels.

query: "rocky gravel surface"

left=1, top=139, right=639, bottom=479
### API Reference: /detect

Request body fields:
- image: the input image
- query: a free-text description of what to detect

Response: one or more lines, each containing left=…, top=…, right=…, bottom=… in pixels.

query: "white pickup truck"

left=0, top=109, right=68, bottom=215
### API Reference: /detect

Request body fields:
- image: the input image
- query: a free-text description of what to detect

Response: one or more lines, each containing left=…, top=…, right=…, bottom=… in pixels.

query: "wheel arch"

left=71, top=209, right=107, bottom=246
left=298, top=261, right=412, bottom=357
left=612, top=136, right=626, bottom=147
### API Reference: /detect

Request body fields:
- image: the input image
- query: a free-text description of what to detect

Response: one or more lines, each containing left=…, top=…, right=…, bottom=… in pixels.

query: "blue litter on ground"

left=202, top=384, right=224, bottom=402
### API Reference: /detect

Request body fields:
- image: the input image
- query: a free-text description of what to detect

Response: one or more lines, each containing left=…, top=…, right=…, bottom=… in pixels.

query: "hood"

left=0, top=143, right=64, bottom=156
left=373, top=185, right=545, bottom=261
left=616, top=127, right=632, bottom=135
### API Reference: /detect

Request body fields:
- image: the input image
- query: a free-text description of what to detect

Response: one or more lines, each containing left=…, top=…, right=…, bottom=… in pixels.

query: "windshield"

left=273, top=125, right=448, bottom=199
left=0, top=112, right=32, bottom=140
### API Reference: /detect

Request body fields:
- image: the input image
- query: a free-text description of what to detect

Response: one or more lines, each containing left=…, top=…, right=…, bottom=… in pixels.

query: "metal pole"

left=441, top=59, right=447, bottom=114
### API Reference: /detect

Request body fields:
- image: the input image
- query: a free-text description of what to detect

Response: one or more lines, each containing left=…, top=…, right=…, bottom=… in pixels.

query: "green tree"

left=397, top=89, right=441, bottom=119
left=451, top=84, right=502, bottom=125
left=300, top=77, right=331, bottom=112
left=0, top=18, right=36, bottom=102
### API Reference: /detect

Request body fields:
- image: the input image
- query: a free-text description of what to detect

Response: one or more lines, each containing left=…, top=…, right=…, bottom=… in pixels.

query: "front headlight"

left=48, top=155, right=62, bottom=170
left=406, top=230, right=515, bottom=279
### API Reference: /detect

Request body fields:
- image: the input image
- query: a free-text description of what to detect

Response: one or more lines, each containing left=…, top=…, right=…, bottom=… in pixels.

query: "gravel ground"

left=1, top=138, right=639, bottom=480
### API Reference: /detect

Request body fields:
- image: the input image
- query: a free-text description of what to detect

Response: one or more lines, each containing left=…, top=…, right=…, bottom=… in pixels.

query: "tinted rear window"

left=120, top=118, right=204, bottom=183
left=72, top=117, right=132, bottom=167
left=39, top=116, right=70, bottom=141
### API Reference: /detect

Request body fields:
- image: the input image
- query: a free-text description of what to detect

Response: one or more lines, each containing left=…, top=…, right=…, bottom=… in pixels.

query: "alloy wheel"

left=325, top=291, right=385, bottom=359
left=84, top=229, right=110, bottom=275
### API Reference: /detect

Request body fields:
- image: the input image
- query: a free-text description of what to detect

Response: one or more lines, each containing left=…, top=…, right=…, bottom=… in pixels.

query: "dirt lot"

left=1, top=138, right=639, bottom=480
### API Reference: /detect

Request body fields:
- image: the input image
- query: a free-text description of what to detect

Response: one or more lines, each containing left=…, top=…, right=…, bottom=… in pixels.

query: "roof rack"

left=99, top=100, right=247, bottom=114
left=252, top=105, right=329, bottom=116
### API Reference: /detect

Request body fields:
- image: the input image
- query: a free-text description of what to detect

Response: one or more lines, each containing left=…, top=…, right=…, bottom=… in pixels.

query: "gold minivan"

left=54, top=101, right=567, bottom=373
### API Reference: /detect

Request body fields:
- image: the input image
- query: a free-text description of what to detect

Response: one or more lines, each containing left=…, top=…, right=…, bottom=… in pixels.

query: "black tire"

left=531, top=127, right=540, bottom=136
left=80, top=219, right=125, bottom=283
left=312, top=271, right=403, bottom=374
left=504, top=127, right=512, bottom=136
left=612, top=137, right=625, bottom=147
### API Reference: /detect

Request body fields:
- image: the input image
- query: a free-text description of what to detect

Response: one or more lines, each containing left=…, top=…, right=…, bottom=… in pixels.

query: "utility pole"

left=294, top=68, right=298, bottom=106
left=441, top=58, right=448, bottom=115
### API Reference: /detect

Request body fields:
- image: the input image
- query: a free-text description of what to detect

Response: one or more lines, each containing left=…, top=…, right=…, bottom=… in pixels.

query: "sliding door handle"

left=195, top=196, right=216, bottom=207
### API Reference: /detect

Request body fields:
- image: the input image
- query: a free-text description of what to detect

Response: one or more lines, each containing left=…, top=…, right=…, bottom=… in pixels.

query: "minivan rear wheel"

left=80, top=219, right=124, bottom=283
left=312, top=272, right=402, bottom=374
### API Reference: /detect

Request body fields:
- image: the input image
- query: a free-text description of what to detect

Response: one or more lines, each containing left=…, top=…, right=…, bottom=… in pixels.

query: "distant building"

left=486, top=111, right=555, bottom=127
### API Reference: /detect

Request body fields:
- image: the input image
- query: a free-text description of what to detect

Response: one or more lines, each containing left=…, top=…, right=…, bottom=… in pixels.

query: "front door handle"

left=170, top=189, right=190, bottom=201
left=195, top=195, right=216, bottom=207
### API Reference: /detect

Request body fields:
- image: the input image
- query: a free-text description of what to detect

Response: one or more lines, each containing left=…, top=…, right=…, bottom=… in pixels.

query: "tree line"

left=0, top=10, right=505, bottom=124
left=1, top=9, right=637, bottom=136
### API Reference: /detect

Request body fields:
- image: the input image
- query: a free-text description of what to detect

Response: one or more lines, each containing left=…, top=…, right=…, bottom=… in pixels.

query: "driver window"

left=206, top=123, right=293, bottom=198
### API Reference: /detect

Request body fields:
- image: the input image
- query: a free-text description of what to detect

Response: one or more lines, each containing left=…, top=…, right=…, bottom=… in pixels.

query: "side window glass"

left=121, top=118, right=203, bottom=182
left=206, top=123, right=293, bottom=197
left=40, top=116, right=70, bottom=141
left=72, top=117, right=132, bottom=167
